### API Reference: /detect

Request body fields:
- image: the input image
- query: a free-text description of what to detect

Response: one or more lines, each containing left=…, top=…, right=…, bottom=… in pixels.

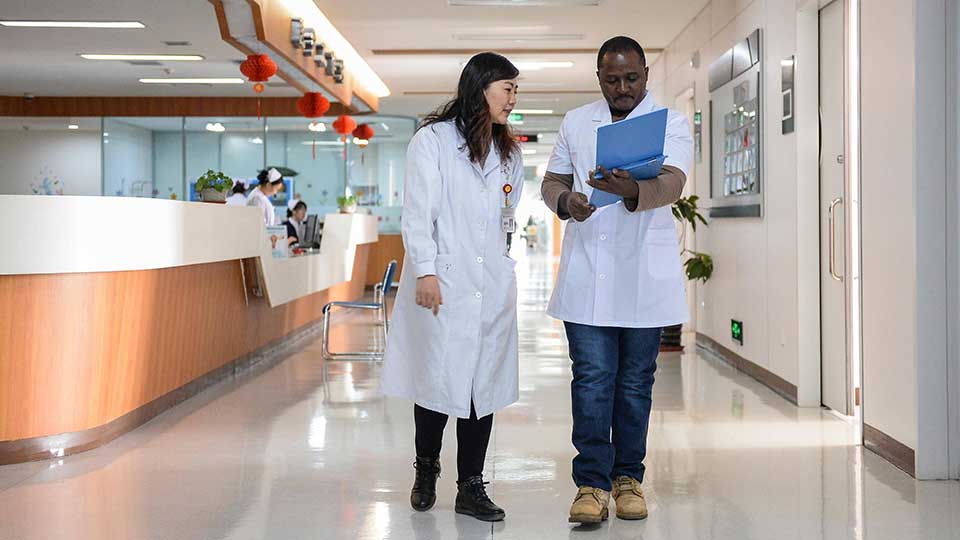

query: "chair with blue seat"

left=321, top=260, right=398, bottom=384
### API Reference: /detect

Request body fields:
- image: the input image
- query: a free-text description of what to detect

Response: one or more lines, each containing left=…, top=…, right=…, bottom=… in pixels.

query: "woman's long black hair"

left=421, top=52, right=520, bottom=165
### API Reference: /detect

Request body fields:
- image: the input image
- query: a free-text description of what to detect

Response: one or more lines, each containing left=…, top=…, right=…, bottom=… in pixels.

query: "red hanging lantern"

left=352, top=123, right=375, bottom=141
left=297, top=92, right=331, bottom=118
left=239, top=54, right=278, bottom=117
left=333, top=115, right=358, bottom=135
left=333, top=115, right=358, bottom=161
left=298, top=93, right=332, bottom=160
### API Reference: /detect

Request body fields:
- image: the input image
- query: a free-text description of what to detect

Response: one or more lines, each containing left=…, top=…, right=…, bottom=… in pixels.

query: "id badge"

left=501, top=206, right=517, bottom=234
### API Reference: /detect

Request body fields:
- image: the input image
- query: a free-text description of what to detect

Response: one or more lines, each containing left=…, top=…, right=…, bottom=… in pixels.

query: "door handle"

left=829, top=197, right=844, bottom=282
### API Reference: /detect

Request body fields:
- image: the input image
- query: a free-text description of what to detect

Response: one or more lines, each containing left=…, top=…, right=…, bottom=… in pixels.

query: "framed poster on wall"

left=708, top=29, right=763, bottom=218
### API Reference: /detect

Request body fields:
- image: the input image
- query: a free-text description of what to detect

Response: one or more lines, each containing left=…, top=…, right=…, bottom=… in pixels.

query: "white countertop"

left=0, top=195, right=379, bottom=307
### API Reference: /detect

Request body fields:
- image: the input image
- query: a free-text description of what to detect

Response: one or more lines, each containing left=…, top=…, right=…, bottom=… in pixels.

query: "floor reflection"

left=0, top=249, right=957, bottom=540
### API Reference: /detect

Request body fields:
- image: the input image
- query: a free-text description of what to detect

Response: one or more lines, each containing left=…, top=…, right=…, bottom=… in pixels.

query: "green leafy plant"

left=196, top=170, right=234, bottom=193
left=682, top=250, right=714, bottom=283
left=337, top=195, right=358, bottom=207
left=672, top=194, right=708, bottom=231
left=672, top=195, right=714, bottom=282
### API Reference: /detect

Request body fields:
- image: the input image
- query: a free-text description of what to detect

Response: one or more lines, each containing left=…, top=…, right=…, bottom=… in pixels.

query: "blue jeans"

left=564, top=322, right=662, bottom=492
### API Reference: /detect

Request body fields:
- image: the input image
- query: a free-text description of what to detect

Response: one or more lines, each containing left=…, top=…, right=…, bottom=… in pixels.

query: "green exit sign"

left=731, top=319, right=744, bottom=345
left=508, top=113, right=524, bottom=123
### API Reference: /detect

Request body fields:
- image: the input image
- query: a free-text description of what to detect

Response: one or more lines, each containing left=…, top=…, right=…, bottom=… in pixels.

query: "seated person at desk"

left=248, top=168, right=284, bottom=226
left=224, top=181, right=248, bottom=207
left=283, top=201, right=308, bottom=246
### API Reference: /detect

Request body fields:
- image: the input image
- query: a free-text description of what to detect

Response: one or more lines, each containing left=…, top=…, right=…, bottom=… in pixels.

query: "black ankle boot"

left=455, top=476, right=505, bottom=522
left=410, top=456, right=441, bottom=511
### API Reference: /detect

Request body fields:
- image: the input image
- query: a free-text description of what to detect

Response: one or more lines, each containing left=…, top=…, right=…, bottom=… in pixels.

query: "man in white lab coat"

left=541, top=36, right=693, bottom=524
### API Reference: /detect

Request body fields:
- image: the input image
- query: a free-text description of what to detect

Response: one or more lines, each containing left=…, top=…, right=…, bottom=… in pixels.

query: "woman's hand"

left=416, top=275, right=443, bottom=316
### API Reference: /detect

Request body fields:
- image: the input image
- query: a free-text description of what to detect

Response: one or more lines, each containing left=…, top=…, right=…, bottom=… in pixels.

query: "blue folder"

left=589, top=108, right=668, bottom=208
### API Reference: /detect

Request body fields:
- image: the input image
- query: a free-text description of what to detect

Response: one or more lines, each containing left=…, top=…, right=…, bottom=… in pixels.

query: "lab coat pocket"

left=646, top=228, right=681, bottom=281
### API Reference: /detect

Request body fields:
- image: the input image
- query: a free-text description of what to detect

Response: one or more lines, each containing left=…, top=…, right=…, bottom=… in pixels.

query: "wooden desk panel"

left=0, top=245, right=370, bottom=444
left=366, top=234, right=405, bottom=286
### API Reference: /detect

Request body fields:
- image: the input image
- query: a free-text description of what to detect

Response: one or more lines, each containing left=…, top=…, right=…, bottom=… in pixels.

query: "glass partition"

left=2, top=114, right=416, bottom=232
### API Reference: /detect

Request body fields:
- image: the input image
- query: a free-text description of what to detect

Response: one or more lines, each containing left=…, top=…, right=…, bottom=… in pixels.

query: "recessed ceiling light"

left=308, top=122, right=327, bottom=132
left=205, top=122, right=225, bottom=133
left=449, top=0, right=600, bottom=5
left=301, top=141, right=345, bottom=146
left=67, top=124, right=79, bottom=130
left=140, top=78, right=244, bottom=84
left=452, top=33, right=584, bottom=42
left=81, top=54, right=204, bottom=61
left=512, top=61, right=574, bottom=71
left=0, top=20, right=145, bottom=28
left=511, top=109, right=554, bottom=114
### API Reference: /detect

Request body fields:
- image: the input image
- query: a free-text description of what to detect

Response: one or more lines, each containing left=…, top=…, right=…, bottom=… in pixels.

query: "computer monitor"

left=302, top=214, right=319, bottom=249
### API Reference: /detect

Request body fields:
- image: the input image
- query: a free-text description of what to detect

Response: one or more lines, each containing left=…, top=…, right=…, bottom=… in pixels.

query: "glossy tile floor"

left=2, top=251, right=960, bottom=540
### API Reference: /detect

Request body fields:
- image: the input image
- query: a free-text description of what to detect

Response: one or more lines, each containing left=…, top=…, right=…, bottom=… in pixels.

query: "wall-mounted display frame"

left=709, top=29, right=763, bottom=218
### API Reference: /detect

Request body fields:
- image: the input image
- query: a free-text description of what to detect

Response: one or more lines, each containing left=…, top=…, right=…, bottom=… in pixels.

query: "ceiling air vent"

left=449, top=0, right=601, bottom=5
left=164, top=41, right=192, bottom=46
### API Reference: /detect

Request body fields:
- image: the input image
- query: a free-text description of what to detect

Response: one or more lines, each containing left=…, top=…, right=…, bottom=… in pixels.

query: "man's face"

left=597, top=50, right=648, bottom=116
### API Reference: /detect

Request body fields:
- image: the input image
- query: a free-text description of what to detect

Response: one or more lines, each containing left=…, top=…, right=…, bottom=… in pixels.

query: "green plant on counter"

left=672, top=195, right=714, bottom=283
left=337, top=195, right=358, bottom=207
left=196, top=170, right=234, bottom=193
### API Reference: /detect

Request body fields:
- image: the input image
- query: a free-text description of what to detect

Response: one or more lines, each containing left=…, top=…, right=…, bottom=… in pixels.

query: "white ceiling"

left=0, top=0, right=709, bottom=123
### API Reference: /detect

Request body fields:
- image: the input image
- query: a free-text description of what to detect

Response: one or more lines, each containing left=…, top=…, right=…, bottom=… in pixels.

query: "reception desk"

left=0, top=195, right=378, bottom=464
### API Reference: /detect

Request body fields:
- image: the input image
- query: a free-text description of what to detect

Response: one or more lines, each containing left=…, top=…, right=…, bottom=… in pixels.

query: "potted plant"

left=661, top=195, right=714, bottom=351
left=337, top=195, right=358, bottom=214
left=196, top=170, right=234, bottom=203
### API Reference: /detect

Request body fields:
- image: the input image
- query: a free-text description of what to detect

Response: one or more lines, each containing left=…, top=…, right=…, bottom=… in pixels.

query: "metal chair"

left=321, top=260, right=398, bottom=386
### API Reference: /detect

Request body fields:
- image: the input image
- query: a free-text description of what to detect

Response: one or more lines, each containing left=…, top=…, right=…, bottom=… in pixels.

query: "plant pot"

left=200, top=188, right=228, bottom=203
left=339, top=204, right=357, bottom=214
left=660, top=324, right=684, bottom=352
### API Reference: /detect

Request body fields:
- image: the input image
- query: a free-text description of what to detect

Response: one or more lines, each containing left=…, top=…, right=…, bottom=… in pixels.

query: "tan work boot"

left=568, top=486, right=610, bottom=524
left=612, top=476, right=648, bottom=520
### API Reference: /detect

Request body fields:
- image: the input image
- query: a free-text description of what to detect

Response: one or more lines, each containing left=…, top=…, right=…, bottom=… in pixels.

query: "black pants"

left=414, top=403, right=493, bottom=483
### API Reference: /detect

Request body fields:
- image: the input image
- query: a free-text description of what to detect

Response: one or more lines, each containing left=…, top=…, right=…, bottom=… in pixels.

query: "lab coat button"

left=477, top=257, right=484, bottom=264
left=475, top=292, right=482, bottom=299
left=600, top=234, right=608, bottom=241
left=599, top=274, right=606, bottom=280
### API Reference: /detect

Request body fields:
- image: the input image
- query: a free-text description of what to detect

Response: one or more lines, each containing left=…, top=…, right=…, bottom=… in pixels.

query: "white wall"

left=648, top=0, right=802, bottom=389
left=0, top=130, right=101, bottom=196
left=860, top=0, right=920, bottom=453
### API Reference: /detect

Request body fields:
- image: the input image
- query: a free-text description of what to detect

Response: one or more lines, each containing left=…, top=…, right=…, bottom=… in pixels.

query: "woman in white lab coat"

left=247, top=168, right=283, bottom=226
left=381, top=52, right=523, bottom=522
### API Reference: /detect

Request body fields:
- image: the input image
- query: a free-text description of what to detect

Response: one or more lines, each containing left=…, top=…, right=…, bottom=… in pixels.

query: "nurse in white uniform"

left=380, top=52, right=522, bottom=523
left=224, top=181, right=248, bottom=207
left=247, top=168, right=283, bottom=226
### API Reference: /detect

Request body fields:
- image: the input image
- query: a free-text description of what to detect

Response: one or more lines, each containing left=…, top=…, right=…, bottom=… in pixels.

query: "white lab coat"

left=381, top=121, right=523, bottom=419
left=546, top=96, right=694, bottom=327
left=247, top=187, right=276, bottom=226
left=225, top=193, right=248, bottom=207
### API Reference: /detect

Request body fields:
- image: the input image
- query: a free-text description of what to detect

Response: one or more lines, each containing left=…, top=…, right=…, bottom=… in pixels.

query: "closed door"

left=819, top=0, right=849, bottom=414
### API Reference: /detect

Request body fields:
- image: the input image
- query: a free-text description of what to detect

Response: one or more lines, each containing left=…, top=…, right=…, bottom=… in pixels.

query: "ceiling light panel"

left=449, top=0, right=600, bottom=5
left=452, top=33, right=584, bottom=41
left=80, top=54, right=204, bottom=61
left=139, top=78, right=244, bottom=84
left=0, top=20, right=145, bottom=28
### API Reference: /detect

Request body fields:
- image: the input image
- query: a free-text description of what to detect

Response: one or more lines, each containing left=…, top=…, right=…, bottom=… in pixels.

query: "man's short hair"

left=597, top=36, right=646, bottom=69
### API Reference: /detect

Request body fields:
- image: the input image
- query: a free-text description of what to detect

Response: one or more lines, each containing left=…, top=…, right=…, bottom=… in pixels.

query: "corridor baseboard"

left=863, top=423, right=916, bottom=477
left=695, top=333, right=798, bottom=405
left=0, top=320, right=324, bottom=466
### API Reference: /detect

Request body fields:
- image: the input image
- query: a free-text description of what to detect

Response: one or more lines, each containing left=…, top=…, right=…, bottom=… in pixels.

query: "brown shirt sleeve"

left=541, top=171, right=574, bottom=220
left=623, top=165, right=687, bottom=213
